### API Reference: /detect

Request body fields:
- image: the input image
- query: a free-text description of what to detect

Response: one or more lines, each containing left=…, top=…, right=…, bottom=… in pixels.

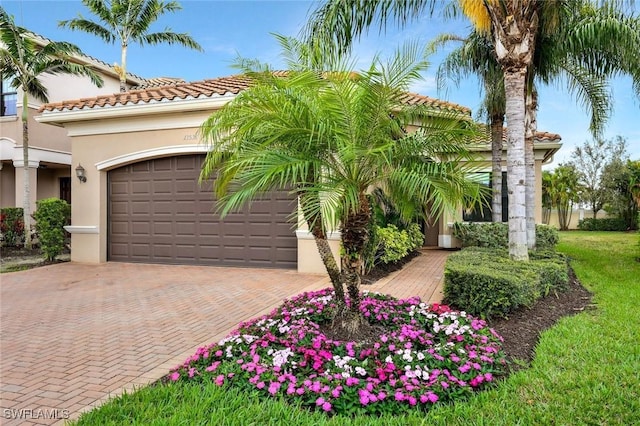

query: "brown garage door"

left=108, top=155, right=297, bottom=268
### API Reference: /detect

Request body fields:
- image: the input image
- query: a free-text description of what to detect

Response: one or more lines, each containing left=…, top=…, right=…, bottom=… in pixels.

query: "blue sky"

left=2, top=0, right=638, bottom=165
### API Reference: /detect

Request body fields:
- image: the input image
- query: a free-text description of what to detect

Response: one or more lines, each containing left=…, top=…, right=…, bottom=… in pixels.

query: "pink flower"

left=214, top=374, right=225, bottom=386
left=169, top=371, right=180, bottom=381
left=315, top=397, right=325, bottom=406
left=484, top=373, right=494, bottom=382
left=321, top=402, right=332, bottom=412
left=256, top=381, right=265, bottom=389
left=268, top=382, right=281, bottom=395
left=408, top=396, right=417, bottom=406
left=359, top=394, right=370, bottom=405
left=458, top=364, right=471, bottom=373
left=346, top=377, right=360, bottom=386
left=440, top=381, right=450, bottom=389
left=206, top=361, right=221, bottom=372
left=394, top=391, right=405, bottom=401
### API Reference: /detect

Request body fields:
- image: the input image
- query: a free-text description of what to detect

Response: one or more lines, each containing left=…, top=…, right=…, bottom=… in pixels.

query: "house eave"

left=35, top=94, right=236, bottom=126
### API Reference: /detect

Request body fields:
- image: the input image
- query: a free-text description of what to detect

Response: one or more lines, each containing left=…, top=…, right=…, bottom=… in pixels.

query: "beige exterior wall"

left=35, top=73, right=123, bottom=105
left=296, top=232, right=341, bottom=274
left=0, top=163, right=16, bottom=206
left=36, top=168, right=69, bottom=201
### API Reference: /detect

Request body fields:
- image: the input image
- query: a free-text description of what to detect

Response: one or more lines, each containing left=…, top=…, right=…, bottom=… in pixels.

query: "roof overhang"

left=35, top=94, right=236, bottom=128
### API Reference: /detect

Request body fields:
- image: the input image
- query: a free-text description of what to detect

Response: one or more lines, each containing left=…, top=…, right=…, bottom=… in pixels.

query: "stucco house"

left=36, top=74, right=561, bottom=273
left=0, top=32, right=149, bottom=213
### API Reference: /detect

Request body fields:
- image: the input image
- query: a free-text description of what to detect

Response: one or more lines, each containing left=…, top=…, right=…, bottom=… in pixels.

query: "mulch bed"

left=488, top=268, right=594, bottom=367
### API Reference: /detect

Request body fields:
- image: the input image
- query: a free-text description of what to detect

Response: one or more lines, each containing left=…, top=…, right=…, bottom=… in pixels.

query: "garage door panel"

left=131, top=181, right=151, bottom=194
left=153, top=180, right=173, bottom=194
left=108, top=154, right=297, bottom=268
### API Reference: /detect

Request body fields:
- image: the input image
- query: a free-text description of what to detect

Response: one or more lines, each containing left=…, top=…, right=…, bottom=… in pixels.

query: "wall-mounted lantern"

left=75, top=164, right=87, bottom=182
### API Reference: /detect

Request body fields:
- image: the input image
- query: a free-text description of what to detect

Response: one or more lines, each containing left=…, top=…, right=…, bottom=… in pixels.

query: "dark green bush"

left=0, top=207, right=24, bottom=247
left=452, top=222, right=559, bottom=250
left=535, top=225, right=560, bottom=249
left=444, top=247, right=569, bottom=319
left=577, top=217, right=629, bottom=231
left=34, top=198, right=70, bottom=261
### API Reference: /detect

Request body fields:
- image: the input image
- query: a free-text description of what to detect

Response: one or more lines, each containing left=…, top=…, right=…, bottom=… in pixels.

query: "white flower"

left=385, top=355, right=393, bottom=363
left=272, top=348, right=294, bottom=368
left=416, top=352, right=425, bottom=361
left=355, top=367, right=367, bottom=376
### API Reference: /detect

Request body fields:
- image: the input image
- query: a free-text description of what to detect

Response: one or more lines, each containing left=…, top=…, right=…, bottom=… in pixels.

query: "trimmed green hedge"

left=452, top=222, right=559, bottom=250
left=444, top=247, right=568, bottom=319
left=577, top=217, right=628, bottom=231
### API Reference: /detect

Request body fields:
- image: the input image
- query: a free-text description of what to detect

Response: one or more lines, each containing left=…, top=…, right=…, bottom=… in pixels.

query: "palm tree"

left=0, top=7, right=103, bottom=249
left=199, top=38, right=482, bottom=332
left=59, top=0, right=202, bottom=92
left=305, top=0, right=639, bottom=260
left=433, top=32, right=506, bottom=223
left=304, top=0, right=545, bottom=260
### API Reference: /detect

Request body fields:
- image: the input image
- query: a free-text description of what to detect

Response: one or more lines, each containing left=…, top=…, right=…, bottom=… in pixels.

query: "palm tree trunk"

left=119, top=44, right=128, bottom=92
left=300, top=192, right=345, bottom=304
left=504, top=69, right=529, bottom=261
left=491, top=114, right=504, bottom=222
left=338, top=194, right=371, bottom=325
left=309, top=220, right=344, bottom=302
left=525, top=89, right=538, bottom=249
left=21, top=92, right=32, bottom=250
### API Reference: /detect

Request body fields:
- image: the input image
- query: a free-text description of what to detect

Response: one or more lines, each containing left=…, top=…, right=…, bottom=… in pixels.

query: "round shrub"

left=34, top=198, right=70, bottom=261
left=167, top=289, right=506, bottom=416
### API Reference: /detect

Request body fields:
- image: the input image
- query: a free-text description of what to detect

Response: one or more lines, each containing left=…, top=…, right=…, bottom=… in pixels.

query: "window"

left=1, top=76, right=17, bottom=117
left=463, top=172, right=508, bottom=222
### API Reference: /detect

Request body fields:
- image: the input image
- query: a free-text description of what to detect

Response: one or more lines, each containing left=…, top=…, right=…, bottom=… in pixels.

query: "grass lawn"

left=75, top=231, right=640, bottom=425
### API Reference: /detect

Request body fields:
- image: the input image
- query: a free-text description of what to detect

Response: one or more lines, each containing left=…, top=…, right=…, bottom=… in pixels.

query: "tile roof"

left=39, top=74, right=471, bottom=114
left=130, top=77, right=187, bottom=90
left=470, top=127, right=561, bottom=144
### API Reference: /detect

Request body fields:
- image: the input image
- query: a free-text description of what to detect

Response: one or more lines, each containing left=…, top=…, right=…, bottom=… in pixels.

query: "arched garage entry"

left=107, top=154, right=297, bottom=268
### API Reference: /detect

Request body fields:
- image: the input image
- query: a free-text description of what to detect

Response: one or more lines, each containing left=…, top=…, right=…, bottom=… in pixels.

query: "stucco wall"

left=0, top=163, right=16, bottom=207
left=545, top=209, right=609, bottom=230
left=36, top=168, right=70, bottom=201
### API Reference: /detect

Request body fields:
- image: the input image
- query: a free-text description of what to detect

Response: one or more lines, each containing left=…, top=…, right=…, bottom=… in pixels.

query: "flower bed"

left=167, top=288, right=507, bottom=416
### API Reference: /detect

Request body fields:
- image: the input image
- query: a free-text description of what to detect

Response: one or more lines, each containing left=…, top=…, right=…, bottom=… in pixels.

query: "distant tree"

left=605, top=159, right=640, bottom=230
left=547, top=163, right=582, bottom=231
left=572, top=136, right=628, bottom=218
left=0, top=7, right=103, bottom=249
left=59, top=0, right=202, bottom=92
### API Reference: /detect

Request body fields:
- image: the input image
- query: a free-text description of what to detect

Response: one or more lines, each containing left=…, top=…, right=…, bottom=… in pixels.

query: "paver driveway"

left=0, top=250, right=447, bottom=425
